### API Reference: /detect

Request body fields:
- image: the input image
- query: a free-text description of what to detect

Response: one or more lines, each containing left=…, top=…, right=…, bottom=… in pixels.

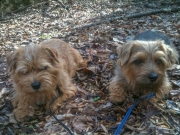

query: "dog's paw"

left=67, top=86, right=77, bottom=98
left=13, top=106, right=35, bottom=122
left=109, top=92, right=126, bottom=104
left=109, top=81, right=127, bottom=103
left=51, top=101, right=63, bottom=111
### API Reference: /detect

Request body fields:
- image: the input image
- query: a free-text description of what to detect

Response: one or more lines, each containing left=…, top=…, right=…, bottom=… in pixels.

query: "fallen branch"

left=73, top=7, right=180, bottom=30
left=127, top=7, right=180, bottom=18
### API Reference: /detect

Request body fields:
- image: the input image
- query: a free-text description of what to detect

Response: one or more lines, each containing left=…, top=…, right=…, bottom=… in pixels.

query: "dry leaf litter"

left=0, top=0, right=180, bottom=134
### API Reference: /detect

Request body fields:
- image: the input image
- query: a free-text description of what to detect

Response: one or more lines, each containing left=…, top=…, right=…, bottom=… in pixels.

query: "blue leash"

left=114, top=92, right=155, bottom=135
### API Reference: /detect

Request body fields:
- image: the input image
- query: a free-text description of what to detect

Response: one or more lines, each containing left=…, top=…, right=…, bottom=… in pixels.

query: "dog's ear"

left=45, top=48, right=59, bottom=63
left=117, top=42, right=134, bottom=66
left=6, top=49, right=21, bottom=74
left=161, top=43, right=179, bottom=68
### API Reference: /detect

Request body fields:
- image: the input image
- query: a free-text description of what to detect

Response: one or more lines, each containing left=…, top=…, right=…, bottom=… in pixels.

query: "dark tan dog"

left=109, top=31, right=179, bottom=103
left=7, top=39, right=86, bottom=122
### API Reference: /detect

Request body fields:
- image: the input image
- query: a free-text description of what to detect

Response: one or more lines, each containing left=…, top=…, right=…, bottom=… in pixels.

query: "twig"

left=160, top=113, right=175, bottom=129
left=83, top=0, right=97, bottom=11
left=54, top=0, right=68, bottom=10
left=7, top=127, right=15, bottom=135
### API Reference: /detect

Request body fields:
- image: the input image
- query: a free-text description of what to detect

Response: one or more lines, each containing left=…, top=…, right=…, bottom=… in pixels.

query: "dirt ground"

left=0, top=0, right=180, bottom=134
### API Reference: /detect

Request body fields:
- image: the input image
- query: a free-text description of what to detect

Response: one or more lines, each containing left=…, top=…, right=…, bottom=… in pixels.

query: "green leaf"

left=28, top=125, right=34, bottom=129
left=93, top=96, right=100, bottom=102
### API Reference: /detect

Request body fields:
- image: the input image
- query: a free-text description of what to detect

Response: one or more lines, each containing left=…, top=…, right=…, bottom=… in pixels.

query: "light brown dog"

left=7, top=39, right=86, bottom=122
left=109, top=40, right=178, bottom=103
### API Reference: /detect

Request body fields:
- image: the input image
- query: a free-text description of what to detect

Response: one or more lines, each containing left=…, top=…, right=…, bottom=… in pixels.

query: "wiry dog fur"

left=7, top=39, right=86, bottom=122
left=109, top=40, right=178, bottom=103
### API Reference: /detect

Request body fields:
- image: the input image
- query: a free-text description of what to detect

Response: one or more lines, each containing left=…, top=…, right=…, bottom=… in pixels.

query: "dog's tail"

left=79, top=59, right=87, bottom=68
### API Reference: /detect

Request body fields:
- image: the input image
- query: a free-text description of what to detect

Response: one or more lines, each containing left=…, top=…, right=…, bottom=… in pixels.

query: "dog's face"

left=7, top=44, right=59, bottom=94
left=117, top=40, right=178, bottom=94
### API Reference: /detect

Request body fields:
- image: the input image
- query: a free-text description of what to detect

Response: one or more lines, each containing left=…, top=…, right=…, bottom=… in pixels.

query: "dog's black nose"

left=148, top=73, right=158, bottom=82
left=31, top=81, right=41, bottom=90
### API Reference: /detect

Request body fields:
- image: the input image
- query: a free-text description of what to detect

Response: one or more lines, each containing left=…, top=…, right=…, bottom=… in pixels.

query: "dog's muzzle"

left=31, top=81, right=41, bottom=90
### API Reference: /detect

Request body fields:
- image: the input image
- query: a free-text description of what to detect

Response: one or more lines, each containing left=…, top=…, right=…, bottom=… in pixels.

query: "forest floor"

left=0, top=0, right=180, bottom=134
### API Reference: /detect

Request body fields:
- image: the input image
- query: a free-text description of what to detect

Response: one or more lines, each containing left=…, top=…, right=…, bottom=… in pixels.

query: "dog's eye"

left=40, top=66, right=48, bottom=71
left=134, top=59, right=143, bottom=65
left=155, top=59, right=162, bottom=65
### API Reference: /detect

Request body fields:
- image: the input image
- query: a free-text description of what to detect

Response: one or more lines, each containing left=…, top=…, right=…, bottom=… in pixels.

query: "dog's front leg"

left=109, top=77, right=127, bottom=103
left=51, top=71, right=77, bottom=110
left=13, top=101, right=35, bottom=122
